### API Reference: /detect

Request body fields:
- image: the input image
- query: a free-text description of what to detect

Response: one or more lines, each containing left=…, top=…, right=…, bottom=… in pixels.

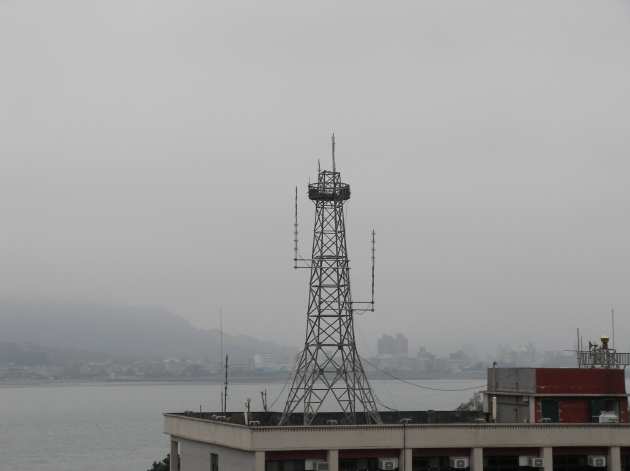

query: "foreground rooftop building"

left=164, top=144, right=630, bottom=470
left=163, top=367, right=630, bottom=471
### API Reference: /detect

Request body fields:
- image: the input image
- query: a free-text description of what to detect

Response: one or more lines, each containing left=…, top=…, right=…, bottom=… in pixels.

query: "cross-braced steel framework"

left=280, top=138, right=381, bottom=425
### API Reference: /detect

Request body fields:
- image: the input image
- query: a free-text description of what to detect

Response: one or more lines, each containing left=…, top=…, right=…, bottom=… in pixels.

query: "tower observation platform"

left=308, top=170, right=351, bottom=201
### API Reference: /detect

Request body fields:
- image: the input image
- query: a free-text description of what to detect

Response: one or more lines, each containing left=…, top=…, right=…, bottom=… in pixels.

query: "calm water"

left=0, top=379, right=484, bottom=471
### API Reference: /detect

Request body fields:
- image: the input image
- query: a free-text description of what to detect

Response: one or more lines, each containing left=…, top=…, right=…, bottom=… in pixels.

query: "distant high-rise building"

left=377, top=333, right=408, bottom=357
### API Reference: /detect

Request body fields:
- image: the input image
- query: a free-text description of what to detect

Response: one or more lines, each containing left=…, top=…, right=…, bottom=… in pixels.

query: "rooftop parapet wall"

left=170, top=410, right=487, bottom=426
left=488, top=368, right=536, bottom=394
left=164, top=413, right=630, bottom=452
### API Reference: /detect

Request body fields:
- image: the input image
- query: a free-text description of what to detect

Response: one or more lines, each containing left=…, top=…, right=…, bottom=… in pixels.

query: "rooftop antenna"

left=352, top=230, right=376, bottom=314
left=577, top=327, right=580, bottom=351
left=219, top=307, right=224, bottom=372
left=611, top=306, right=615, bottom=350
left=222, top=354, right=229, bottom=414
left=331, top=133, right=336, bottom=173
left=577, top=328, right=581, bottom=367
left=261, top=390, right=268, bottom=413
left=293, top=186, right=298, bottom=269
left=370, top=229, right=375, bottom=310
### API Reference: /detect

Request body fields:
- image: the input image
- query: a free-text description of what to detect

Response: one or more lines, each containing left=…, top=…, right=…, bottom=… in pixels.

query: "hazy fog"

left=1, top=0, right=629, bottom=355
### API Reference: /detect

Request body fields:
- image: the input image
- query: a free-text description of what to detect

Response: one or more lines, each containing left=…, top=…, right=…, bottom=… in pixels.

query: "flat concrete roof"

left=166, top=410, right=487, bottom=427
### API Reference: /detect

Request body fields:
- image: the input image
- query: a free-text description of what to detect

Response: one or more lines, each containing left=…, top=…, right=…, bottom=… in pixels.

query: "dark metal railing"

left=308, top=182, right=351, bottom=201
left=577, top=350, right=630, bottom=368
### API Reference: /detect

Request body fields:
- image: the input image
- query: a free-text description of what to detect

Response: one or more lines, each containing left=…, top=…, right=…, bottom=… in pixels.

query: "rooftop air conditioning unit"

left=588, top=456, right=607, bottom=468
left=529, top=457, right=544, bottom=468
left=450, top=457, right=470, bottom=469
left=378, top=457, right=399, bottom=470
left=599, top=412, right=619, bottom=423
left=305, top=459, right=328, bottom=471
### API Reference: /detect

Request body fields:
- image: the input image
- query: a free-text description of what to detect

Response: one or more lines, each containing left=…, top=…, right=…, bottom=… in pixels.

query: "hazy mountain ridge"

left=0, top=300, right=293, bottom=364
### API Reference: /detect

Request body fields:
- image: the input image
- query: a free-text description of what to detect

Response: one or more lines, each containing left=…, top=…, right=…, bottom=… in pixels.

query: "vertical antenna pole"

left=223, top=354, right=229, bottom=414
left=331, top=133, right=336, bottom=173
left=219, top=307, right=224, bottom=372
left=577, top=327, right=580, bottom=367
left=611, top=306, right=615, bottom=350
left=371, top=229, right=375, bottom=311
left=294, top=186, right=298, bottom=269
left=261, top=390, right=268, bottom=413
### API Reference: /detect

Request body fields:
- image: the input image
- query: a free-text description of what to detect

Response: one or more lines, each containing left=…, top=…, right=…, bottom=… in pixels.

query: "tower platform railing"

left=308, top=182, right=350, bottom=201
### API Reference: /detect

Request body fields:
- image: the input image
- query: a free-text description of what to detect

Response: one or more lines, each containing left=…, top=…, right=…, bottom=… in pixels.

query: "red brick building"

left=487, top=367, right=628, bottom=423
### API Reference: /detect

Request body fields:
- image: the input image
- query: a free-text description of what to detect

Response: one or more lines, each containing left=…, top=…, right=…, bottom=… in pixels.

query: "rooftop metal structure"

left=576, top=335, right=630, bottom=369
left=280, top=135, right=380, bottom=426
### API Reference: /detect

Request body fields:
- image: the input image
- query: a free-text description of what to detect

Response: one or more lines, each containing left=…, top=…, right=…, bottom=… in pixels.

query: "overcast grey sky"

left=1, top=0, right=629, bottom=355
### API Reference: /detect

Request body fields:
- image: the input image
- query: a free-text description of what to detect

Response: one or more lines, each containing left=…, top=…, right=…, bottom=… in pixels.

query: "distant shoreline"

left=0, top=372, right=487, bottom=387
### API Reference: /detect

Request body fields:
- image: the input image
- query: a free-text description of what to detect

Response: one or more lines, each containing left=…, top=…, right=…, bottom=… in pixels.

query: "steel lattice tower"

left=280, top=136, right=381, bottom=426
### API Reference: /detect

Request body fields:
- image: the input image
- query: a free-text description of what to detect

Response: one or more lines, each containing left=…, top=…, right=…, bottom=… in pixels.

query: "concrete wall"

left=180, top=439, right=256, bottom=471
left=165, top=414, right=630, bottom=451
left=164, top=414, right=253, bottom=450
left=496, top=395, right=530, bottom=423
left=250, top=424, right=630, bottom=451
left=488, top=368, right=536, bottom=394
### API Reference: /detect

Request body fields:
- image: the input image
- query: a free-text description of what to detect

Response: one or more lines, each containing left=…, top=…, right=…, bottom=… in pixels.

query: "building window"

left=412, top=456, right=452, bottom=471
left=553, top=454, right=588, bottom=471
left=485, top=455, right=519, bottom=471
left=266, top=460, right=305, bottom=471
left=591, top=398, right=620, bottom=422
left=541, top=399, right=559, bottom=423
left=210, top=453, right=218, bottom=471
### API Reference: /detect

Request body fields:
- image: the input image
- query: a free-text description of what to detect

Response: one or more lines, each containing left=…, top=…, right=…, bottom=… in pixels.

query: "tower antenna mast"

left=219, top=307, right=224, bottom=373
left=611, top=306, right=616, bottom=350
left=281, top=136, right=381, bottom=425
left=331, top=133, right=336, bottom=174
left=371, top=229, right=375, bottom=309
left=294, top=186, right=298, bottom=269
